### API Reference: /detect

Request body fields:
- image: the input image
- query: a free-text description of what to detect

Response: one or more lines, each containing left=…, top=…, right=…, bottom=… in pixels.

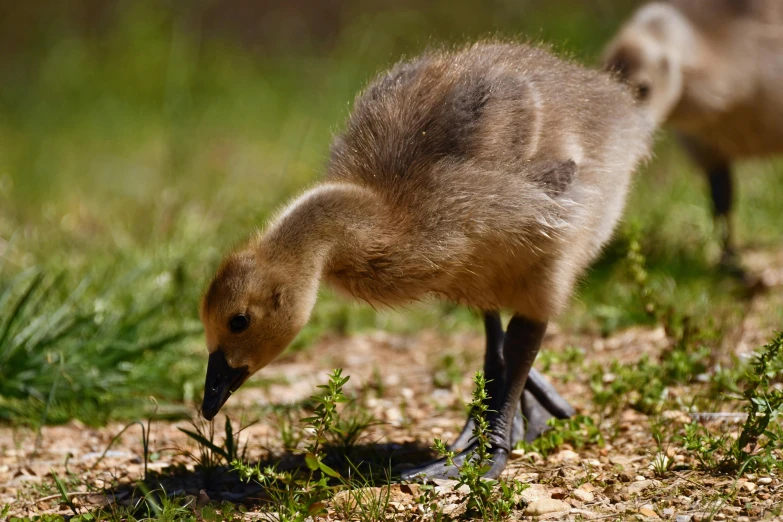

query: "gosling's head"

left=603, top=3, right=689, bottom=125
left=199, top=246, right=314, bottom=419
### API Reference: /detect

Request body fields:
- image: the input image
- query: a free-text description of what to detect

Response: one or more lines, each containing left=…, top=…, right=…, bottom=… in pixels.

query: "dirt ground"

left=2, top=251, right=783, bottom=521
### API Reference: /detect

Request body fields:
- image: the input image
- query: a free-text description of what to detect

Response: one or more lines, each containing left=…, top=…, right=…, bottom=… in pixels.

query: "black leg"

left=449, top=313, right=573, bottom=451
left=706, top=163, right=737, bottom=268
left=448, top=312, right=507, bottom=451
left=488, top=316, right=546, bottom=452
left=402, top=315, right=547, bottom=480
left=675, top=134, right=744, bottom=273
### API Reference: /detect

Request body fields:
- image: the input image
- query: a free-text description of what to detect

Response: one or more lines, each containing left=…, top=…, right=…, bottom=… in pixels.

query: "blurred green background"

left=1, top=0, right=781, bottom=425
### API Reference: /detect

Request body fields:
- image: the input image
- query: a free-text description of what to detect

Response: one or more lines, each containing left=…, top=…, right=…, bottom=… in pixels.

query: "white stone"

left=623, top=479, right=658, bottom=496
left=510, top=448, right=526, bottom=460
left=549, top=449, right=580, bottom=465
left=524, top=498, right=570, bottom=516
left=519, top=484, right=552, bottom=504
left=610, top=455, right=632, bottom=466
left=572, top=488, right=594, bottom=503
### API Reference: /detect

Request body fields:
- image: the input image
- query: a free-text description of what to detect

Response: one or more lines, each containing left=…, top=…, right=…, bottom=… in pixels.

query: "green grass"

left=1, top=0, right=782, bottom=428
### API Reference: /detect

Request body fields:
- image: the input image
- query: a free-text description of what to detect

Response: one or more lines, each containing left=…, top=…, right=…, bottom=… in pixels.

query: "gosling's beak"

left=201, top=349, right=249, bottom=420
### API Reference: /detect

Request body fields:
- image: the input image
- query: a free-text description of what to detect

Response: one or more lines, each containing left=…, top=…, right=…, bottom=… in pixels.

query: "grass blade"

left=178, top=427, right=230, bottom=462
left=51, top=469, right=78, bottom=515
left=0, top=271, right=44, bottom=358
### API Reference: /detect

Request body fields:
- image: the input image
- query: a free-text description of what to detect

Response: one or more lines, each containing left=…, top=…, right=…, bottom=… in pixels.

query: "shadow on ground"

left=99, top=439, right=435, bottom=515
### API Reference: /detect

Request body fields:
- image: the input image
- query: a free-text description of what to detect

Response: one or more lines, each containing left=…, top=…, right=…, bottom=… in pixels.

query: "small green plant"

left=724, top=331, right=783, bottom=472
left=537, top=345, right=585, bottom=377
left=333, top=465, right=394, bottom=522
left=179, top=414, right=250, bottom=475
left=50, top=469, right=79, bottom=516
left=327, top=402, right=381, bottom=452
left=649, top=451, right=673, bottom=478
left=682, top=332, right=783, bottom=475
left=233, top=369, right=350, bottom=521
left=92, top=397, right=159, bottom=482
left=591, top=331, right=711, bottom=416
left=271, top=406, right=305, bottom=452
left=518, top=415, right=604, bottom=457
left=433, top=372, right=526, bottom=521
left=414, top=484, right=446, bottom=521
left=300, top=368, right=349, bottom=481
left=681, top=421, right=726, bottom=471
left=199, top=500, right=246, bottom=521
left=624, top=226, right=658, bottom=321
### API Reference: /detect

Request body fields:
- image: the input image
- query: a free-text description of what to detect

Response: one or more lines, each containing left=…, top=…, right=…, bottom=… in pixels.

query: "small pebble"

left=635, top=475, right=647, bottom=481
left=758, top=477, right=772, bottom=485
left=572, top=488, right=594, bottom=503
left=549, top=449, right=579, bottom=464
left=675, top=515, right=692, bottom=522
left=524, top=498, right=570, bottom=516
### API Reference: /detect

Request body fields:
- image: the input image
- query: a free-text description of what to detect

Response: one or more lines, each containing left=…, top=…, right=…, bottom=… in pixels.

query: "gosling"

left=200, top=42, right=653, bottom=479
left=603, top=0, right=783, bottom=271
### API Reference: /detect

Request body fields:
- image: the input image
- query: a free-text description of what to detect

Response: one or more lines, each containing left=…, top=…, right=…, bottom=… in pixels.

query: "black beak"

left=201, top=349, right=249, bottom=420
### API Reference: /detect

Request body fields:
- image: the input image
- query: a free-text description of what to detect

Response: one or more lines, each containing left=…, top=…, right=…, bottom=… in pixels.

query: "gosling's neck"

left=255, top=182, right=407, bottom=305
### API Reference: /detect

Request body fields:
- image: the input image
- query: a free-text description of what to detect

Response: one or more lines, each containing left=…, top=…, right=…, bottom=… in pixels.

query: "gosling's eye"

left=636, top=82, right=651, bottom=101
left=229, top=314, right=249, bottom=333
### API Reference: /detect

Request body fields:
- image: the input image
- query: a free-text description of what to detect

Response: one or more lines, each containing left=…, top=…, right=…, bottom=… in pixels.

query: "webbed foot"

left=719, top=249, right=767, bottom=295
left=449, top=368, right=574, bottom=451
left=400, top=441, right=509, bottom=481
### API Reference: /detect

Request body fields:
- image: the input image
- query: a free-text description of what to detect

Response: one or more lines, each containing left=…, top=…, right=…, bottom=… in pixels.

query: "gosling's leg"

left=707, top=163, right=741, bottom=273
left=449, top=313, right=573, bottom=452
left=677, top=135, right=747, bottom=278
left=402, top=315, right=546, bottom=480
left=448, top=312, right=518, bottom=451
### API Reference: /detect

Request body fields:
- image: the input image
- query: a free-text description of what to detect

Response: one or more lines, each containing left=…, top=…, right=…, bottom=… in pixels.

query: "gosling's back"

left=326, top=43, right=652, bottom=319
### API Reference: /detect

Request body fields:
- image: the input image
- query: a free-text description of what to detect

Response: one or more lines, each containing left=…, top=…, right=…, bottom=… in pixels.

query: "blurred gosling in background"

left=604, top=0, right=783, bottom=274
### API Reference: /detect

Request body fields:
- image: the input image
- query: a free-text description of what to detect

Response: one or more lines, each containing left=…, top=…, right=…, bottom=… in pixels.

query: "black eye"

left=636, top=82, right=651, bottom=101
left=229, top=314, right=249, bottom=333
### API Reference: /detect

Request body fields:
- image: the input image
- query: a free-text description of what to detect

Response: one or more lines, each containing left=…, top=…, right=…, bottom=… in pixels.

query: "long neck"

left=257, top=183, right=402, bottom=299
